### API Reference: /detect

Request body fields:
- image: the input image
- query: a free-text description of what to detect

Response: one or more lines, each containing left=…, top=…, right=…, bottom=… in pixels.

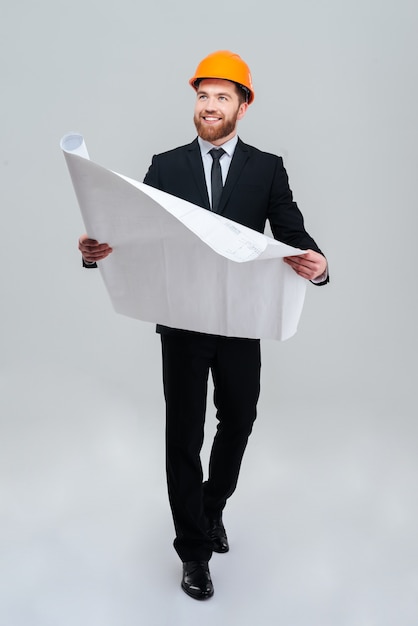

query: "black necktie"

left=209, top=147, right=226, bottom=212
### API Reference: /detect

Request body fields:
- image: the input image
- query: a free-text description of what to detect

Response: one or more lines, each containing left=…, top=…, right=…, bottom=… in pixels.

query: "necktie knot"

left=209, top=147, right=226, bottom=162
left=209, top=148, right=226, bottom=212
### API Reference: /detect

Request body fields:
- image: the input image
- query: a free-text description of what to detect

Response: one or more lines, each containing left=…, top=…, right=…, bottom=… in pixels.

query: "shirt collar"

left=197, top=135, right=239, bottom=158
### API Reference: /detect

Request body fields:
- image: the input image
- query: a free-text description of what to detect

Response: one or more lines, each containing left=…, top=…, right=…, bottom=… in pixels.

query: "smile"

left=202, top=116, right=222, bottom=123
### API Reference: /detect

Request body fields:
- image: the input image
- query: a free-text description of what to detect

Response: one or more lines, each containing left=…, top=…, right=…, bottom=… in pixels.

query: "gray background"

left=1, top=0, right=417, bottom=624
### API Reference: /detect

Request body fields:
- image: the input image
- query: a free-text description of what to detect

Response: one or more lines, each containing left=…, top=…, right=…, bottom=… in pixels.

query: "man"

left=79, top=50, right=328, bottom=600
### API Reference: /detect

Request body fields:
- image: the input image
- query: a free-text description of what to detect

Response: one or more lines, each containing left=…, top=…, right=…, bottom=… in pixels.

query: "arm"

left=267, top=157, right=329, bottom=284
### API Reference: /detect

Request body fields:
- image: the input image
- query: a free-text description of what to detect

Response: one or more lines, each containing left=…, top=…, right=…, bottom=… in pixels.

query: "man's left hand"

left=283, top=249, right=327, bottom=281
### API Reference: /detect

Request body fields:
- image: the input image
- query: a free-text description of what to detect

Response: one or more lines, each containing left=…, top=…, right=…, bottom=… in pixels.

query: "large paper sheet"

left=61, top=133, right=307, bottom=340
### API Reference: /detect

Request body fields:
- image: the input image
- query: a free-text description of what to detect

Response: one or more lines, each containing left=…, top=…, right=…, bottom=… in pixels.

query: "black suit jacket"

left=142, top=137, right=327, bottom=335
left=144, top=137, right=324, bottom=253
left=84, top=138, right=328, bottom=327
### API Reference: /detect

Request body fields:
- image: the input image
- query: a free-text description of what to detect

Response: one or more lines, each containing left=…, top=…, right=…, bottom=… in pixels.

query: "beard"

left=194, top=109, right=239, bottom=143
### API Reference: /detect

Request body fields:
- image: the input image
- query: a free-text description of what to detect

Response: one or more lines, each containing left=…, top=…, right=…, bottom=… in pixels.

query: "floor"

left=1, top=361, right=417, bottom=626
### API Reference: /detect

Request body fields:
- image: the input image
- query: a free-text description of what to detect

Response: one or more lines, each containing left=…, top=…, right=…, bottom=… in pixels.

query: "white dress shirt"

left=197, top=135, right=238, bottom=207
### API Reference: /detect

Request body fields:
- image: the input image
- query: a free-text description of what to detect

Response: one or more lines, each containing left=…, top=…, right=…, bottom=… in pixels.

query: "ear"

left=237, top=102, right=249, bottom=121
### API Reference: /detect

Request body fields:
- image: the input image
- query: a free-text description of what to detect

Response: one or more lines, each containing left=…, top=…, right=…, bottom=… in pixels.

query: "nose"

left=204, top=96, right=218, bottom=111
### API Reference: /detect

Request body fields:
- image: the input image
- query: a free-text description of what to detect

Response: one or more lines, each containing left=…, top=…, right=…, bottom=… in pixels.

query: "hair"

left=235, top=83, right=249, bottom=104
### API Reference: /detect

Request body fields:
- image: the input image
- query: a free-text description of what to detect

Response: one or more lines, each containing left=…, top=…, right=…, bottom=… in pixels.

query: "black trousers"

left=161, top=332, right=261, bottom=562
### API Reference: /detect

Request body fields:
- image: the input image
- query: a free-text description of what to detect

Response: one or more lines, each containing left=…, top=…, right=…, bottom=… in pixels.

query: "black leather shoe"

left=208, top=514, right=229, bottom=553
left=181, top=561, right=214, bottom=600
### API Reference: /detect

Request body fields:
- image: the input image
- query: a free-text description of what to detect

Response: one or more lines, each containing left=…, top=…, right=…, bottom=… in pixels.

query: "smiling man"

left=79, top=50, right=328, bottom=600
left=193, top=78, right=248, bottom=144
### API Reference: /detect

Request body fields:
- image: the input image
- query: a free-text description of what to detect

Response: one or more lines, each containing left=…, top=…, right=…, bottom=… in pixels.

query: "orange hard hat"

left=189, top=50, right=255, bottom=104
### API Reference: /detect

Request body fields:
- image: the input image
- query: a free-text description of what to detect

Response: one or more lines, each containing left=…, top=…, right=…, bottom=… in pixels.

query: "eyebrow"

left=197, top=90, right=231, bottom=98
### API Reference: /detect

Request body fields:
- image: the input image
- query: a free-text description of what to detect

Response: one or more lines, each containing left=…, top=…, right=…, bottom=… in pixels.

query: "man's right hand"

left=78, top=233, right=113, bottom=264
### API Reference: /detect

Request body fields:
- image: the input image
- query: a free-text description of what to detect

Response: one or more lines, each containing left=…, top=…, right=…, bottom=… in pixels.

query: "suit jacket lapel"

left=218, top=138, right=250, bottom=215
left=186, top=138, right=211, bottom=209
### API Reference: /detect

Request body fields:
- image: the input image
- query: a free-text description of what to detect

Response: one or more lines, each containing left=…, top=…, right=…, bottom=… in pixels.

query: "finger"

left=284, top=258, right=316, bottom=279
left=85, top=249, right=112, bottom=259
left=84, top=243, right=112, bottom=252
left=80, top=242, right=112, bottom=254
left=85, top=248, right=113, bottom=260
left=284, top=256, right=312, bottom=270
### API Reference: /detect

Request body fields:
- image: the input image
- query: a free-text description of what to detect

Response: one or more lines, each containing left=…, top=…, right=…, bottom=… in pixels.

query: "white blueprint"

left=61, top=133, right=307, bottom=340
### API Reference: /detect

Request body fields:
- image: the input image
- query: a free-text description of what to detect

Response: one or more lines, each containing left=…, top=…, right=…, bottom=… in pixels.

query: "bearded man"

left=79, top=50, right=328, bottom=600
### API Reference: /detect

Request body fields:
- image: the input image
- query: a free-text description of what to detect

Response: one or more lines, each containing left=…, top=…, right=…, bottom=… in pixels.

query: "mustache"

left=200, top=113, right=223, bottom=118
